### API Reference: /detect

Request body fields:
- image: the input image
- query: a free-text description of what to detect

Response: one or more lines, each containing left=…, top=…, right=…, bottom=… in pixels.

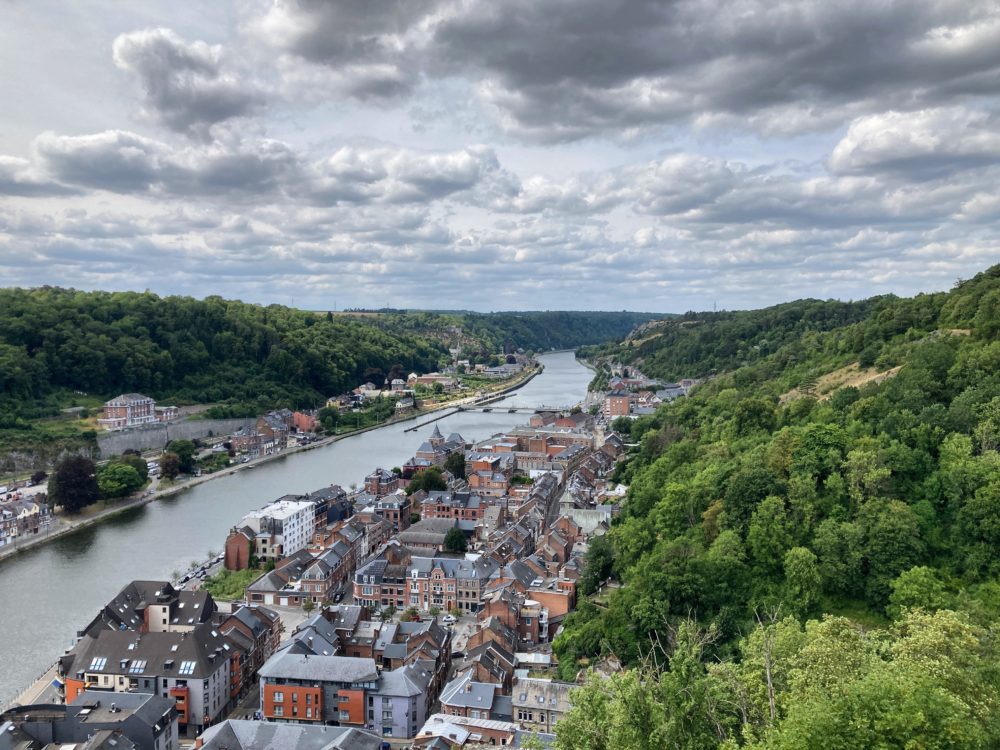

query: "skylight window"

left=178, top=660, right=196, bottom=675
left=128, top=660, right=147, bottom=674
left=89, top=657, right=107, bottom=671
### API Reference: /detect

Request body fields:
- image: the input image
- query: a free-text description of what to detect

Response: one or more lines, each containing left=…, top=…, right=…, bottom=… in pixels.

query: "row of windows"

left=272, top=705, right=315, bottom=718
left=271, top=691, right=315, bottom=704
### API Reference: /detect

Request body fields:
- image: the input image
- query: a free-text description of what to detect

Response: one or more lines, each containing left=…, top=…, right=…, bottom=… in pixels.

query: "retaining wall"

left=97, top=418, right=255, bottom=457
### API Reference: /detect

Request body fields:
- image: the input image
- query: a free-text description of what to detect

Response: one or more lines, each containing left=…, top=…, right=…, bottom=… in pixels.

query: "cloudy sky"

left=2, top=0, right=999, bottom=312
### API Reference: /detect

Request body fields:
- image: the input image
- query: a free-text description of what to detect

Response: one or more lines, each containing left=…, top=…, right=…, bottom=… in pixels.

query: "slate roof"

left=62, top=622, right=232, bottom=681
left=375, top=662, right=433, bottom=698
left=439, top=673, right=497, bottom=710
left=198, top=720, right=381, bottom=750
left=258, top=653, right=379, bottom=684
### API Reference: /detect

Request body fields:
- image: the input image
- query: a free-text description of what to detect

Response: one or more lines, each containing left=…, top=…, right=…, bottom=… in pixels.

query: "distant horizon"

left=3, top=262, right=987, bottom=319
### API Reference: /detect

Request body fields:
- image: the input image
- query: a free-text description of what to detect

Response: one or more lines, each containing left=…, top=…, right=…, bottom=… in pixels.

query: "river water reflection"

left=0, top=351, right=592, bottom=701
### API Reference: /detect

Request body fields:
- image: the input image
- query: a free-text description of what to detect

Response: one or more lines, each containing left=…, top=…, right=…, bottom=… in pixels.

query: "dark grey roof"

left=375, top=663, right=433, bottom=698
left=440, top=673, right=497, bottom=710
left=63, top=622, right=232, bottom=681
left=258, top=653, right=379, bottom=683
left=199, top=720, right=382, bottom=750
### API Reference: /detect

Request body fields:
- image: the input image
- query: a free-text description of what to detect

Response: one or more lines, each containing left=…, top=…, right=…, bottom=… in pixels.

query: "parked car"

left=333, top=592, right=344, bottom=603
left=443, top=614, right=457, bottom=624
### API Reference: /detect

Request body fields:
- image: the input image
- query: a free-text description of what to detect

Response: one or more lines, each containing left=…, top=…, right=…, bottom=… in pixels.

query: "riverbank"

left=0, top=364, right=542, bottom=565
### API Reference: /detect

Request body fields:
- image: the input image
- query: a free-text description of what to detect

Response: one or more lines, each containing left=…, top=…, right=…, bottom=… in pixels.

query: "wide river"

left=0, top=351, right=592, bottom=702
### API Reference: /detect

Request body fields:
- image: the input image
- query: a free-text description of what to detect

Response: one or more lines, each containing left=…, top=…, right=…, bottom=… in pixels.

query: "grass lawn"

left=201, top=567, right=260, bottom=601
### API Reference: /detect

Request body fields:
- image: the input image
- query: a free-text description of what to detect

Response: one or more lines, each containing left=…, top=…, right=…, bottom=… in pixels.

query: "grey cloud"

left=113, top=28, right=267, bottom=137
left=0, top=156, right=77, bottom=197
left=15, top=131, right=515, bottom=209
left=34, top=130, right=168, bottom=192
left=259, top=0, right=1000, bottom=141
left=828, top=107, right=1000, bottom=178
left=254, top=1, right=434, bottom=98
left=301, top=144, right=512, bottom=206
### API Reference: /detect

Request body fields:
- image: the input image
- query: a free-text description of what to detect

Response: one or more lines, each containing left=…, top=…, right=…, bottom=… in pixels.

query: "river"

left=0, top=351, right=593, bottom=702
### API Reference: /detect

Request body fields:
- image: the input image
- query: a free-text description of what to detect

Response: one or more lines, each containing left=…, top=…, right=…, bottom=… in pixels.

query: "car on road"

left=442, top=614, right=457, bottom=624
left=333, top=592, right=344, bottom=603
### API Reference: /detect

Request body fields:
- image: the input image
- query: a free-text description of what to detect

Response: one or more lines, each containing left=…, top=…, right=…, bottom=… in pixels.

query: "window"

left=339, top=711, right=350, bottom=721
left=273, top=705, right=284, bottom=717
left=89, top=657, right=107, bottom=671
left=305, top=694, right=313, bottom=705
left=273, top=691, right=284, bottom=702
left=128, top=660, right=147, bottom=674
left=292, top=692, right=298, bottom=702
left=305, top=707, right=312, bottom=718
left=178, top=661, right=196, bottom=675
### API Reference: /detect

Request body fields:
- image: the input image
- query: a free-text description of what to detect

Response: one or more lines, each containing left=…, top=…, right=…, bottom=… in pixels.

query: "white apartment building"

left=239, top=500, right=314, bottom=560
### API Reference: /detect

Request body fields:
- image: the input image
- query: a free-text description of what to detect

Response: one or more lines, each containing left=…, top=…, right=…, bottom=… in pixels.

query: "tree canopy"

left=553, top=264, right=1000, bottom=747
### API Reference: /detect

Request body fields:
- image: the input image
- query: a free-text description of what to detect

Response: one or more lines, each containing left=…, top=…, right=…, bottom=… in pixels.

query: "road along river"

left=0, top=351, right=593, bottom=702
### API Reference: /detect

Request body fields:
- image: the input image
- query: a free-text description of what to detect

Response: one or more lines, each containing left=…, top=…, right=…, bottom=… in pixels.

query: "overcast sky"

left=2, top=0, right=999, bottom=312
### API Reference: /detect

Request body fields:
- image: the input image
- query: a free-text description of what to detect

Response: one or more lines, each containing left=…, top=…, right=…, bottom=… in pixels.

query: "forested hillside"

left=581, top=296, right=895, bottom=382
left=554, top=265, right=1000, bottom=748
left=0, top=289, right=660, bottom=419
left=0, top=288, right=448, bottom=417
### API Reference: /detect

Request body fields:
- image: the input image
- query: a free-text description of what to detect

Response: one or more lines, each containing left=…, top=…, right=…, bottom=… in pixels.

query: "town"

left=0, top=361, right=687, bottom=749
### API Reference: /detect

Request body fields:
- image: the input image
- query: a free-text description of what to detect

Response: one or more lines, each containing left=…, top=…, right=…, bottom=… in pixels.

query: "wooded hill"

left=553, top=265, right=1000, bottom=748
left=0, top=288, right=660, bottom=419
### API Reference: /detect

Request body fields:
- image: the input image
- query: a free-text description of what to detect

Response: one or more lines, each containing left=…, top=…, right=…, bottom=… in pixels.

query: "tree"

left=443, top=527, right=468, bottom=553
left=302, top=598, right=315, bottom=614
left=317, top=406, right=340, bottom=433
left=113, top=453, right=149, bottom=482
left=30, top=470, right=47, bottom=485
left=887, top=566, right=951, bottom=619
left=165, top=439, right=196, bottom=473
left=783, top=547, right=822, bottom=617
left=97, top=462, right=143, bottom=499
left=445, top=451, right=466, bottom=479
left=579, top=533, right=615, bottom=596
left=48, top=455, right=99, bottom=513
left=400, top=607, right=420, bottom=622
left=160, top=452, right=181, bottom=480
left=406, top=467, right=448, bottom=495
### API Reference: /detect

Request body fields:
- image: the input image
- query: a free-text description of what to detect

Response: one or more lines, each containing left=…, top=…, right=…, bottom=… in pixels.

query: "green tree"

left=783, top=547, right=822, bottom=617
left=113, top=453, right=149, bottom=482
left=443, top=527, right=468, bottom=553
left=406, top=467, right=447, bottom=495
left=48, top=455, right=100, bottom=513
left=748, top=496, right=794, bottom=574
left=165, top=439, right=196, bottom=473
left=812, top=519, right=864, bottom=597
left=444, top=451, right=466, bottom=479
left=97, top=462, right=143, bottom=499
left=886, top=566, right=951, bottom=620
left=579, top=534, right=615, bottom=596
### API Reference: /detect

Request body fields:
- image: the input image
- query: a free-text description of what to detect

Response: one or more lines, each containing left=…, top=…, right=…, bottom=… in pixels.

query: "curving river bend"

left=0, top=351, right=593, bottom=701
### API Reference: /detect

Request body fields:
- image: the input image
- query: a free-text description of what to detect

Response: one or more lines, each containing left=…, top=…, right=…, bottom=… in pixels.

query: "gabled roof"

left=440, top=672, right=497, bottom=710
left=198, top=720, right=382, bottom=750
